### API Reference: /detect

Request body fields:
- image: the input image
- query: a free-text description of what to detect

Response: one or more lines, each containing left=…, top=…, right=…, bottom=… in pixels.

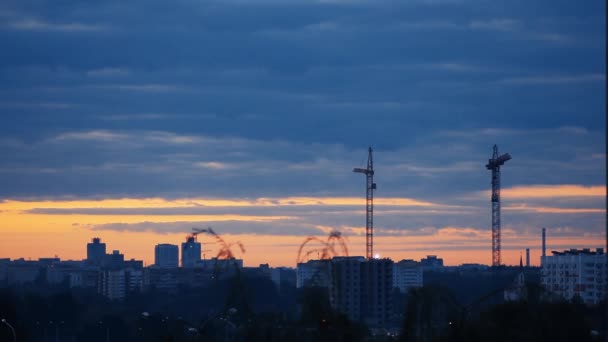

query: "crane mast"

left=485, top=144, right=511, bottom=267
left=353, top=147, right=377, bottom=259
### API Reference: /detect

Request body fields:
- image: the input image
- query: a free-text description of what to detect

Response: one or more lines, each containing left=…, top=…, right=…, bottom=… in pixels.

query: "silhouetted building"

left=0, top=259, right=9, bottom=286
left=270, top=267, right=296, bottom=294
left=181, top=236, right=201, bottom=268
left=87, top=237, right=106, bottom=266
left=99, top=269, right=126, bottom=300
left=6, top=259, right=41, bottom=285
left=47, top=260, right=84, bottom=285
left=329, top=257, right=393, bottom=328
left=125, top=268, right=143, bottom=293
left=420, top=255, right=444, bottom=270
left=179, top=268, right=214, bottom=288
left=330, top=257, right=365, bottom=322
left=102, top=250, right=125, bottom=270
left=457, top=263, right=490, bottom=271
left=541, top=248, right=606, bottom=305
left=155, top=244, right=179, bottom=268
left=393, top=259, right=423, bottom=293
left=526, top=248, right=530, bottom=267
left=69, top=268, right=99, bottom=288
left=38, top=257, right=60, bottom=266
left=296, top=259, right=331, bottom=288
left=124, top=258, right=144, bottom=269
left=143, top=267, right=180, bottom=293
left=363, top=258, right=393, bottom=327
left=98, top=268, right=143, bottom=300
left=194, top=258, right=243, bottom=272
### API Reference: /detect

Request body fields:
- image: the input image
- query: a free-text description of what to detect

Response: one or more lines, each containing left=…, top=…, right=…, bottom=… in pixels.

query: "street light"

left=1, top=318, right=16, bottom=342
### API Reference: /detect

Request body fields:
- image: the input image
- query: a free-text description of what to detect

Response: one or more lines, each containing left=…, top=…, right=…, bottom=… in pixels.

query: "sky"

left=0, top=0, right=605, bottom=267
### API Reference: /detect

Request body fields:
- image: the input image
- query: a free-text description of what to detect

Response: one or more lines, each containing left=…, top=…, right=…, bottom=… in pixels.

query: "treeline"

left=0, top=275, right=605, bottom=341
left=400, top=285, right=605, bottom=342
left=0, top=274, right=362, bottom=342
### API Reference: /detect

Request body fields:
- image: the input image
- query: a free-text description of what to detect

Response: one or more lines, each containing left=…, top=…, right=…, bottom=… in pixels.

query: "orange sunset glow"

left=1, top=1, right=606, bottom=338
left=1, top=188, right=604, bottom=267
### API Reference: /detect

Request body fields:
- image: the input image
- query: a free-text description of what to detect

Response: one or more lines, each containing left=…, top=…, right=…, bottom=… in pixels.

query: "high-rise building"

left=541, top=248, right=606, bottom=305
left=69, top=269, right=99, bottom=288
left=329, top=257, right=393, bottom=327
left=181, top=236, right=201, bottom=268
left=102, top=250, right=125, bottom=270
left=393, top=259, right=423, bottom=293
left=525, top=248, right=530, bottom=267
left=420, top=255, right=444, bottom=270
left=125, top=268, right=143, bottom=293
left=363, top=258, right=393, bottom=327
left=143, top=267, right=180, bottom=293
left=330, top=257, right=366, bottom=322
left=6, top=260, right=40, bottom=285
left=270, top=267, right=297, bottom=294
left=98, top=267, right=141, bottom=300
left=296, top=259, right=331, bottom=288
left=86, top=237, right=106, bottom=266
left=154, top=244, right=179, bottom=268
left=99, top=269, right=126, bottom=301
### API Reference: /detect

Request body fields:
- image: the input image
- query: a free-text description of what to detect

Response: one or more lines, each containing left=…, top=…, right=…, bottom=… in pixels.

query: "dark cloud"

left=88, top=220, right=325, bottom=237
left=0, top=0, right=604, bottom=241
left=0, top=127, right=603, bottom=201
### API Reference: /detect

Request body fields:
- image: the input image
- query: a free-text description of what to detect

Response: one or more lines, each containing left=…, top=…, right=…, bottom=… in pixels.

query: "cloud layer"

left=0, top=0, right=604, bottom=265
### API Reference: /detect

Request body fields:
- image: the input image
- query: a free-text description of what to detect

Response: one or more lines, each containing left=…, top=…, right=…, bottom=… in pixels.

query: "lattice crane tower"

left=485, top=144, right=511, bottom=267
left=353, top=147, right=377, bottom=260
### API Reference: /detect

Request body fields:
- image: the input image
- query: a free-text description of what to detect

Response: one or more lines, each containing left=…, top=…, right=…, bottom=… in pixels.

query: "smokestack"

left=525, top=248, right=530, bottom=267
left=541, top=227, right=546, bottom=266
left=542, top=228, right=546, bottom=257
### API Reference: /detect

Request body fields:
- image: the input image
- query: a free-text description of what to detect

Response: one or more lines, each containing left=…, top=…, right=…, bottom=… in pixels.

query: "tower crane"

left=353, top=147, right=377, bottom=260
left=485, top=144, right=511, bottom=267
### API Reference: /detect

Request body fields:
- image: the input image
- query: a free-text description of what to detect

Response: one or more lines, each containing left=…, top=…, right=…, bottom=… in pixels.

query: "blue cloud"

left=0, top=0, right=604, bottom=240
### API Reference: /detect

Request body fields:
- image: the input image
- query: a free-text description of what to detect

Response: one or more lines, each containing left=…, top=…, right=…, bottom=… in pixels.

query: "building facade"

left=6, top=260, right=40, bottom=285
left=330, top=257, right=365, bottom=322
left=541, top=248, right=606, bottom=305
left=393, top=259, right=423, bottom=293
left=420, top=255, right=444, bottom=270
left=181, top=237, right=202, bottom=268
left=154, top=244, right=179, bottom=268
left=102, top=250, right=125, bottom=270
left=363, top=258, right=394, bottom=327
left=98, top=268, right=143, bottom=300
left=329, top=257, right=393, bottom=327
left=270, top=267, right=297, bottom=294
left=194, top=258, right=243, bottom=272
left=99, top=269, right=126, bottom=301
left=296, top=259, right=331, bottom=288
left=87, top=237, right=106, bottom=266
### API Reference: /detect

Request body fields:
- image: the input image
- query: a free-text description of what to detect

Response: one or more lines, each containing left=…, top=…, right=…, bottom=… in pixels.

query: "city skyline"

left=0, top=0, right=605, bottom=268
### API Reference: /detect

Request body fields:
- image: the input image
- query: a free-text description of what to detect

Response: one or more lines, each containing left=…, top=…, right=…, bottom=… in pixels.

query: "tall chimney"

left=541, top=227, right=546, bottom=266
left=542, top=228, right=546, bottom=257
